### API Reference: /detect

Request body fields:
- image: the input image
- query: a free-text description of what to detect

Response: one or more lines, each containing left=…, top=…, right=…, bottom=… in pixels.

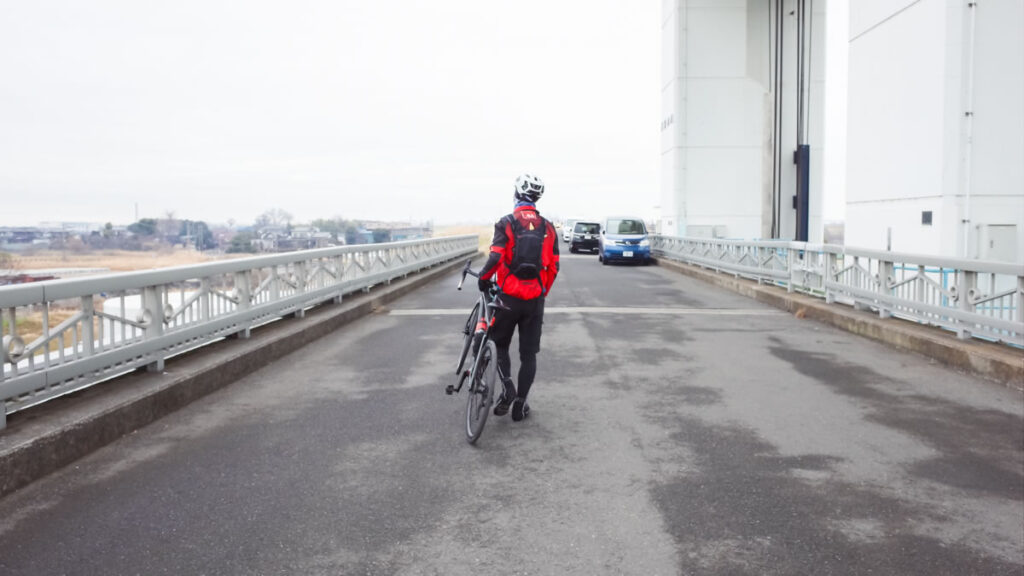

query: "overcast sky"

left=1, top=2, right=848, bottom=229
left=0, top=0, right=662, bottom=227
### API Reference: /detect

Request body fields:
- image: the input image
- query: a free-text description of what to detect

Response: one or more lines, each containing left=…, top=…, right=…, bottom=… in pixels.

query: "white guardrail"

left=0, top=236, right=478, bottom=428
left=652, top=235, right=1023, bottom=348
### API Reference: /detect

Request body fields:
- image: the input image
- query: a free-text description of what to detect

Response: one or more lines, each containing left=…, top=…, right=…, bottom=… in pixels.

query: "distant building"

left=351, top=228, right=375, bottom=245
left=389, top=226, right=432, bottom=241
left=251, top=225, right=336, bottom=252
left=252, top=226, right=288, bottom=252
left=290, top=226, right=316, bottom=239
left=309, top=232, right=334, bottom=248
left=37, top=221, right=104, bottom=234
left=0, top=227, right=44, bottom=246
left=361, top=221, right=432, bottom=242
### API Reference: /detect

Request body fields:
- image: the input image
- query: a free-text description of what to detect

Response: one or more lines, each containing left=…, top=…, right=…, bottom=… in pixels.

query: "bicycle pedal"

left=445, top=385, right=455, bottom=395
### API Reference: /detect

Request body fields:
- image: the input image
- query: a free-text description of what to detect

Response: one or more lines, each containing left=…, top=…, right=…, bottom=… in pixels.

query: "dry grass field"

left=7, top=248, right=241, bottom=272
left=434, top=224, right=492, bottom=252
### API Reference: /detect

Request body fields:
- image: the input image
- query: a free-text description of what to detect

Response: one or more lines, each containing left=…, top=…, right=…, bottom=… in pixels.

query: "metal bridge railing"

left=652, top=235, right=1023, bottom=348
left=0, top=235, right=478, bottom=428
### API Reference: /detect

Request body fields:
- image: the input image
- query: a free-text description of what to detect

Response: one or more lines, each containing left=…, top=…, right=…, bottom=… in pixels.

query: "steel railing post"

left=825, top=251, right=837, bottom=304
left=234, top=270, right=252, bottom=339
left=81, top=296, right=95, bottom=358
left=879, top=259, right=894, bottom=319
left=332, top=255, right=344, bottom=304
left=1017, top=276, right=1024, bottom=329
left=143, top=285, right=165, bottom=372
left=852, top=256, right=869, bottom=311
left=787, top=248, right=796, bottom=293
left=293, top=262, right=307, bottom=318
left=957, top=270, right=977, bottom=339
left=270, top=266, right=280, bottom=301
left=915, top=265, right=926, bottom=315
left=200, top=278, right=211, bottom=321
left=755, top=245, right=765, bottom=285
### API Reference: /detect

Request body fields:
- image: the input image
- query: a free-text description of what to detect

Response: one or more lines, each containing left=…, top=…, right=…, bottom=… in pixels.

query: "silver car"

left=562, top=220, right=579, bottom=242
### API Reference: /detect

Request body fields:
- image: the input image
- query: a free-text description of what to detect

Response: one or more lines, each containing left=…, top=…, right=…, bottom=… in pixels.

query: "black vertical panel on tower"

left=795, top=144, right=810, bottom=241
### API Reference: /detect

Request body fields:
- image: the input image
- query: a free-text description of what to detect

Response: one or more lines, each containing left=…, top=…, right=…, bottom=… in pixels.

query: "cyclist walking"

left=477, top=174, right=560, bottom=422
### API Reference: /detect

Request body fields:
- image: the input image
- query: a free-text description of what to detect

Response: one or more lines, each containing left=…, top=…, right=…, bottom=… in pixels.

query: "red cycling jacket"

left=480, top=205, right=560, bottom=300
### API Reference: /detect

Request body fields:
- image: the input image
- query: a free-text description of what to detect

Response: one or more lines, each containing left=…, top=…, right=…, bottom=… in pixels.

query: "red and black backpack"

left=498, top=209, right=558, bottom=299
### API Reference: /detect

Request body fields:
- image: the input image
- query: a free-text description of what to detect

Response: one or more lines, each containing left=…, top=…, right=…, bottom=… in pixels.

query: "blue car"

left=599, top=217, right=651, bottom=265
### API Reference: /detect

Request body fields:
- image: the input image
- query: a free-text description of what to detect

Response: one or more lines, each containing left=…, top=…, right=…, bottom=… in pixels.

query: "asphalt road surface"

left=1, top=249, right=1021, bottom=575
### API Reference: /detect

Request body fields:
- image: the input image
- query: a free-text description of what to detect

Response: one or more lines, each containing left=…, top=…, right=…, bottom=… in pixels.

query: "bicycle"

left=447, top=259, right=508, bottom=444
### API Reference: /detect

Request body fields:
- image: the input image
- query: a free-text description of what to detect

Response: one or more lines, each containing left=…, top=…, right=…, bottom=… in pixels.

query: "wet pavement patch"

left=650, top=419, right=1021, bottom=575
left=767, top=337, right=895, bottom=403
left=768, top=336, right=1024, bottom=501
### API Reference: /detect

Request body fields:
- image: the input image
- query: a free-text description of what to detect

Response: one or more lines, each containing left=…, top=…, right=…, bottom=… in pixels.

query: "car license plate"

left=623, top=251, right=633, bottom=257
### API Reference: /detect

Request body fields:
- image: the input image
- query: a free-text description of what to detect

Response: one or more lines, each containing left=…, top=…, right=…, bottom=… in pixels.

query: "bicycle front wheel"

left=465, top=340, right=497, bottom=444
left=455, top=301, right=480, bottom=376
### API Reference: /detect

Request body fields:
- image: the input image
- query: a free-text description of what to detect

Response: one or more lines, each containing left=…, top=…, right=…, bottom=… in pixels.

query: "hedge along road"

left=0, top=249, right=1021, bottom=575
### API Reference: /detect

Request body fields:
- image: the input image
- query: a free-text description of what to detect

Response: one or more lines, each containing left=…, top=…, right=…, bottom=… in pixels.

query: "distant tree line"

left=30, top=208, right=407, bottom=254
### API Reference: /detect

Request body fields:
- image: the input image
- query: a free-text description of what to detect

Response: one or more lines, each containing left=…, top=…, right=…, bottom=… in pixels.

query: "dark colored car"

left=569, top=221, right=601, bottom=253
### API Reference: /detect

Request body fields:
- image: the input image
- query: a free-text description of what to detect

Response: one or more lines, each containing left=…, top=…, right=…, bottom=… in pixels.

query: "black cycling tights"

left=496, top=346, right=537, bottom=400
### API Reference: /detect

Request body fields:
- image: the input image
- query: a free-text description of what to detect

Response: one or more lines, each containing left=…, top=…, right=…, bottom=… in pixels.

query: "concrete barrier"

left=0, top=254, right=480, bottom=499
left=654, top=257, right=1024, bottom=389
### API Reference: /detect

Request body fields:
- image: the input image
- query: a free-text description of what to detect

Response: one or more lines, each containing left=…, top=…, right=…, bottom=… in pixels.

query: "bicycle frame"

left=467, top=290, right=498, bottom=376
left=450, top=259, right=509, bottom=443
left=453, top=260, right=506, bottom=393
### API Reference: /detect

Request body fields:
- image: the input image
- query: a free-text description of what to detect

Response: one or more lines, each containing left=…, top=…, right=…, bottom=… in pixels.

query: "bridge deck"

left=0, top=252, right=1021, bottom=574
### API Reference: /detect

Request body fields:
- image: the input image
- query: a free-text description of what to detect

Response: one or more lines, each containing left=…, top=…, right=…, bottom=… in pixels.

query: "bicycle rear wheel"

left=455, top=301, right=480, bottom=376
left=465, top=340, right=497, bottom=444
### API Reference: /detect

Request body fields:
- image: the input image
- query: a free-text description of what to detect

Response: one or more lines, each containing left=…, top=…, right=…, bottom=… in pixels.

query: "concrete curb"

left=0, top=254, right=480, bottom=499
left=654, top=257, right=1024, bottom=389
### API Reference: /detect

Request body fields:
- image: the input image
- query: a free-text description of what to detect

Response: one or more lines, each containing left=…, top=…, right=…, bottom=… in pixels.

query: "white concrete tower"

left=660, top=0, right=827, bottom=241
left=845, top=0, right=1024, bottom=262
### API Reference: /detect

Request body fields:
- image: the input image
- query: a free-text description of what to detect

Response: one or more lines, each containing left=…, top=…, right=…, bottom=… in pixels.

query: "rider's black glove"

left=478, top=276, right=493, bottom=293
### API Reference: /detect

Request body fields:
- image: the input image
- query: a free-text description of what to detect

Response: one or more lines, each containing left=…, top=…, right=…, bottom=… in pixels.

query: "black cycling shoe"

left=511, top=398, right=530, bottom=422
left=493, top=379, right=516, bottom=416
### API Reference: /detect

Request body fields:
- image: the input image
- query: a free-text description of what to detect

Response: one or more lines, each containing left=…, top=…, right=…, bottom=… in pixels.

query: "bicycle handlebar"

left=456, top=259, right=477, bottom=291
left=456, top=259, right=508, bottom=310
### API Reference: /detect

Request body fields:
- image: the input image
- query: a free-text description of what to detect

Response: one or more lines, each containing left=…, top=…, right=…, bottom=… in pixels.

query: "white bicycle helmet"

left=513, top=173, right=545, bottom=203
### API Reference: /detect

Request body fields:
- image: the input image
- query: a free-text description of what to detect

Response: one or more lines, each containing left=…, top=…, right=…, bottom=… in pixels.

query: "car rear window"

left=574, top=223, right=599, bottom=234
left=608, top=219, right=646, bottom=234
